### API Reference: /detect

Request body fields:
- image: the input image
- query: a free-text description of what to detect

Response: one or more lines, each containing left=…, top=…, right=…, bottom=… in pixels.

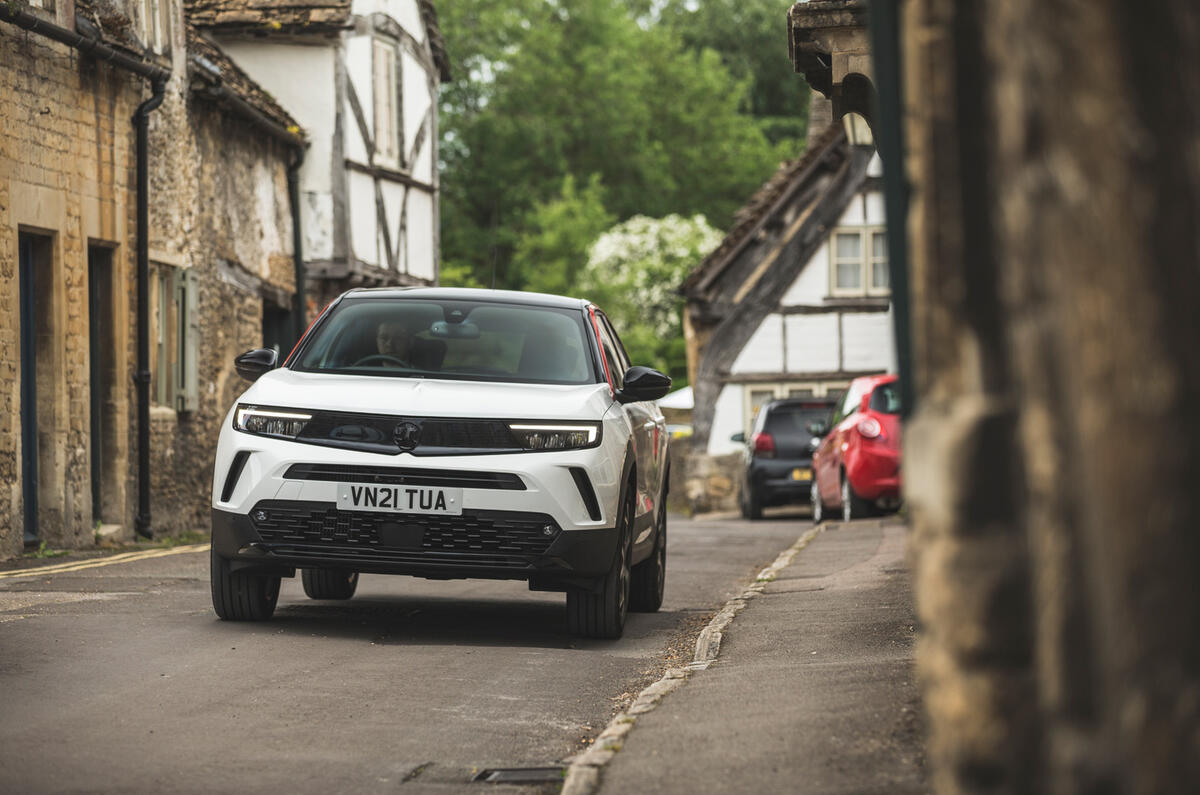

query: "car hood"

left=239, top=369, right=614, bottom=420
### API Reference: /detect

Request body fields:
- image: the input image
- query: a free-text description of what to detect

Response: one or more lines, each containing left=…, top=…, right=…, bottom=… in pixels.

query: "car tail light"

left=857, top=417, right=882, bottom=439
left=752, top=432, right=776, bottom=457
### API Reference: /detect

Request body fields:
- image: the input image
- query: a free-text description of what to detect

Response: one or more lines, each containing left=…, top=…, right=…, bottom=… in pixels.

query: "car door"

left=816, top=384, right=860, bottom=504
left=595, top=311, right=662, bottom=544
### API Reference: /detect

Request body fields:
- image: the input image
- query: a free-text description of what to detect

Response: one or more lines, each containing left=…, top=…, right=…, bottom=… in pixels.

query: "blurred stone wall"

left=900, top=0, right=1200, bottom=792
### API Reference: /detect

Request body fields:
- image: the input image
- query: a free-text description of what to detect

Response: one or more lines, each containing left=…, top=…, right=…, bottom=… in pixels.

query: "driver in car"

left=375, top=321, right=414, bottom=364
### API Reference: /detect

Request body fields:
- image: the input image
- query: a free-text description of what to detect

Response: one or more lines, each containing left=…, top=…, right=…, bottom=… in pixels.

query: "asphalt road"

left=0, top=509, right=813, bottom=794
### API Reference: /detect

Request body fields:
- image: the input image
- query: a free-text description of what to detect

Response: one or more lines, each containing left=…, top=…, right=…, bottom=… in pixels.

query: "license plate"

left=336, top=484, right=463, bottom=515
left=791, top=468, right=812, bottom=481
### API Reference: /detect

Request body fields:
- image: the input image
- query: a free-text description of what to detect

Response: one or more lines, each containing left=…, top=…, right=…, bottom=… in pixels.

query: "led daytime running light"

left=508, top=423, right=600, bottom=450
left=235, top=405, right=313, bottom=439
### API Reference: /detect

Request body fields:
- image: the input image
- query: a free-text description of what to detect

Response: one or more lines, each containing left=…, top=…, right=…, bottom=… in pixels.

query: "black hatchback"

left=734, top=399, right=835, bottom=519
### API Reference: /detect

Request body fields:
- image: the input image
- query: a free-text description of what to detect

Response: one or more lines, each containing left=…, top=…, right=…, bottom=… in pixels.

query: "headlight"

left=509, top=423, right=600, bottom=451
left=234, top=405, right=312, bottom=440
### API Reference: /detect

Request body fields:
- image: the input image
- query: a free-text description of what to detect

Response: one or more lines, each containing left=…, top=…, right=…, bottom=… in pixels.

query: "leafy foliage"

left=578, top=214, right=722, bottom=385
left=438, top=0, right=787, bottom=291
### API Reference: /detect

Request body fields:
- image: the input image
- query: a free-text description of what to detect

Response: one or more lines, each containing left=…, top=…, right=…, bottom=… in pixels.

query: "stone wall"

left=0, top=17, right=297, bottom=554
left=668, top=438, right=741, bottom=516
left=900, top=0, right=1200, bottom=792
left=0, top=29, right=142, bottom=557
left=140, top=83, right=296, bottom=538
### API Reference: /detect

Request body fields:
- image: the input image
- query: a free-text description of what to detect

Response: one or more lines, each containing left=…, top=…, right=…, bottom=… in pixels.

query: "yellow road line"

left=0, top=543, right=210, bottom=580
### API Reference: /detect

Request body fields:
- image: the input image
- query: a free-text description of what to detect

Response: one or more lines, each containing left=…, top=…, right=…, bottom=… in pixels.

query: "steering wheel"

left=353, top=354, right=411, bottom=367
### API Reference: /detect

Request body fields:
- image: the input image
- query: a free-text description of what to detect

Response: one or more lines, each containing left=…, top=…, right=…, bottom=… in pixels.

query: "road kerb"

left=561, top=524, right=826, bottom=795
left=0, top=543, right=211, bottom=580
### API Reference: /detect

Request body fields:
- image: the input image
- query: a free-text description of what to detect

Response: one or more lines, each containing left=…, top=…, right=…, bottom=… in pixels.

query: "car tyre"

left=211, top=547, right=280, bottom=621
left=630, top=499, right=666, bottom=613
left=742, top=484, right=764, bottom=520
left=301, top=568, right=359, bottom=600
left=811, top=481, right=826, bottom=524
left=568, top=482, right=634, bottom=638
left=840, top=472, right=872, bottom=522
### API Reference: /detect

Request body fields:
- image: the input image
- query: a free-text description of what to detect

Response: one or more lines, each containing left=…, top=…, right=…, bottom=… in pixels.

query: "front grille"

left=297, top=413, right=521, bottom=455
left=283, top=463, right=525, bottom=490
left=249, top=500, right=558, bottom=565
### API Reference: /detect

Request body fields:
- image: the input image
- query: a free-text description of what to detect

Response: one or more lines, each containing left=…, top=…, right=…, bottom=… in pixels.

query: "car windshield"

left=293, top=298, right=596, bottom=384
left=868, top=382, right=902, bottom=414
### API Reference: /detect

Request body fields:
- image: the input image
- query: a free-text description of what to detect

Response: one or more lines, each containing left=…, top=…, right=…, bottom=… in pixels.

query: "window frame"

left=372, top=37, right=403, bottom=168
left=829, top=225, right=890, bottom=298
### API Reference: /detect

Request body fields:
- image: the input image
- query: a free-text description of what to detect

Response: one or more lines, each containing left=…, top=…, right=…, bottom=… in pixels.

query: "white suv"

left=210, top=288, right=671, bottom=638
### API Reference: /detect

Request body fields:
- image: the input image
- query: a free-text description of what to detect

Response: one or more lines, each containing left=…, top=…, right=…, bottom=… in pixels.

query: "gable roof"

left=188, top=26, right=303, bottom=136
left=184, top=0, right=451, bottom=81
left=683, top=123, right=847, bottom=301
left=184, top=0, right=353, bottom=33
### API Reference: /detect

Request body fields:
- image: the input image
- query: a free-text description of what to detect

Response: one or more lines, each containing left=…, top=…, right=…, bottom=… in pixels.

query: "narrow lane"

left=0, top=511, right=807, bottom=793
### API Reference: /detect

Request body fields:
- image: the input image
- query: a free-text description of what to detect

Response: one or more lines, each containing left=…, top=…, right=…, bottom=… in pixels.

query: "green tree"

left=578, top=214, right=722, bottom=386
left=438, top=0, right=782, bottom=290
left=657, top=0, right=811, bottom=145
left=512, top=174, right=615, bottom=295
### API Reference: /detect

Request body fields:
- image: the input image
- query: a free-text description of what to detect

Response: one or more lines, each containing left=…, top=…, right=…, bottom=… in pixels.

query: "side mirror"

left=617, top=366, right=672, bottom=403
left=731, top=432, right=746, bottom=443
left=235, top=348, right=278, bottom=382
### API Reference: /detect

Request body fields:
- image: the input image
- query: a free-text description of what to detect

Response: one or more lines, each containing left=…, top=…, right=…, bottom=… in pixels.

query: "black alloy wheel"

left=301, top=568, right=359, bottom=600
left=210, top=547, right=281, bottom=621
left=568, top=480, right=634, bottom=638
left=630, top=498, right=667, bottom=612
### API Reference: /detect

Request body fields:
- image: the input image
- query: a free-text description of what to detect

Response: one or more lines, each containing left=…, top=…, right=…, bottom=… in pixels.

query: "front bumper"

left=212, top=506, right=618, bottom=582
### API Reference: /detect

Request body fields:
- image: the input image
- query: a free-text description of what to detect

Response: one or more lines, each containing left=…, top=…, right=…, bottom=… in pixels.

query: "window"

left=139, top=0, right=169, bottom=54
left=28, top=0, right=56, bottom=11
left=830, top=227, right=889, bottom=297
left=373, top=39, right=402, bottom=167
left=151, top=265, right=198, bottom=412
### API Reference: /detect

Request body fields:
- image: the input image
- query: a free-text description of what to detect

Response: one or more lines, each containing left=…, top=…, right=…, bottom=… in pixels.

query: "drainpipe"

left=0, top=6, right=170, bottom=84
left=134, top=80, right=167, bottom=539
left=288, top=149, right=307, bottom=347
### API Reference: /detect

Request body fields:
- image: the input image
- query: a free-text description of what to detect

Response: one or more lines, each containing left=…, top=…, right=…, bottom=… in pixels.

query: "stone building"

left=1, top=0, right=307, bottom=556
left=789, top=1, right=1200, bottom=792
left=186, top=0, right=451, bottom=308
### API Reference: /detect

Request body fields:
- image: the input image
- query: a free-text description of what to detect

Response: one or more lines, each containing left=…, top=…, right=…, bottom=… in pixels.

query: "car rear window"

left=293, top=298, right=597, bottom=384
left=763, top=406, right=831, bottom=441
left=868, top=382, right=902, bottom=414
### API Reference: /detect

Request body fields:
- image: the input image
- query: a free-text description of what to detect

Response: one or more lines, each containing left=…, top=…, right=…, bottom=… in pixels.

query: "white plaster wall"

left=730, top=314, right=784, bottom=373
left=348, top=170, right=379, bottom=266
left=380, top=180, right=406, bottom=271
left=304, top=192, right=335, bottom=261
left=216, top=42, right=336, bottom=194
left=344, top=35, right=374, bottom=164
left=411, top=130, right=434, bottom=185
left=708, top=384, right=746, bottom=456
left=785, top=313, right=840, bottom=372
left=352, top=0, right=425, bottom=42
left=407, top=189, right=435, bottom=280
left=401, top=50, right=430, bottom=160
left=865, top=190, right=885, bottom=225
left=867, top=151, right=883, bottom=177
left=781, top=239, right=829, bottom=306
left=842, top=311, right=896, bottom=372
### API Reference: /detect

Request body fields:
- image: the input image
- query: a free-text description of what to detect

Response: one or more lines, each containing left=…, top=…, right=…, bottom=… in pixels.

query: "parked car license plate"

left=791, top=468, right=812, bottom=481
left=336, top=484, right=463, bottom=515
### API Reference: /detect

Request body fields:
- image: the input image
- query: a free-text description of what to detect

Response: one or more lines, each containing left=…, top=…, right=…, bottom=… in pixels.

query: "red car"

left=810, top=374, right=902, bottom=522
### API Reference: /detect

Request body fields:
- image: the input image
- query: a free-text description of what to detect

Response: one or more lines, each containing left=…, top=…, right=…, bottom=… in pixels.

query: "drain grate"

left=473, top=767, right=565, bottom=784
